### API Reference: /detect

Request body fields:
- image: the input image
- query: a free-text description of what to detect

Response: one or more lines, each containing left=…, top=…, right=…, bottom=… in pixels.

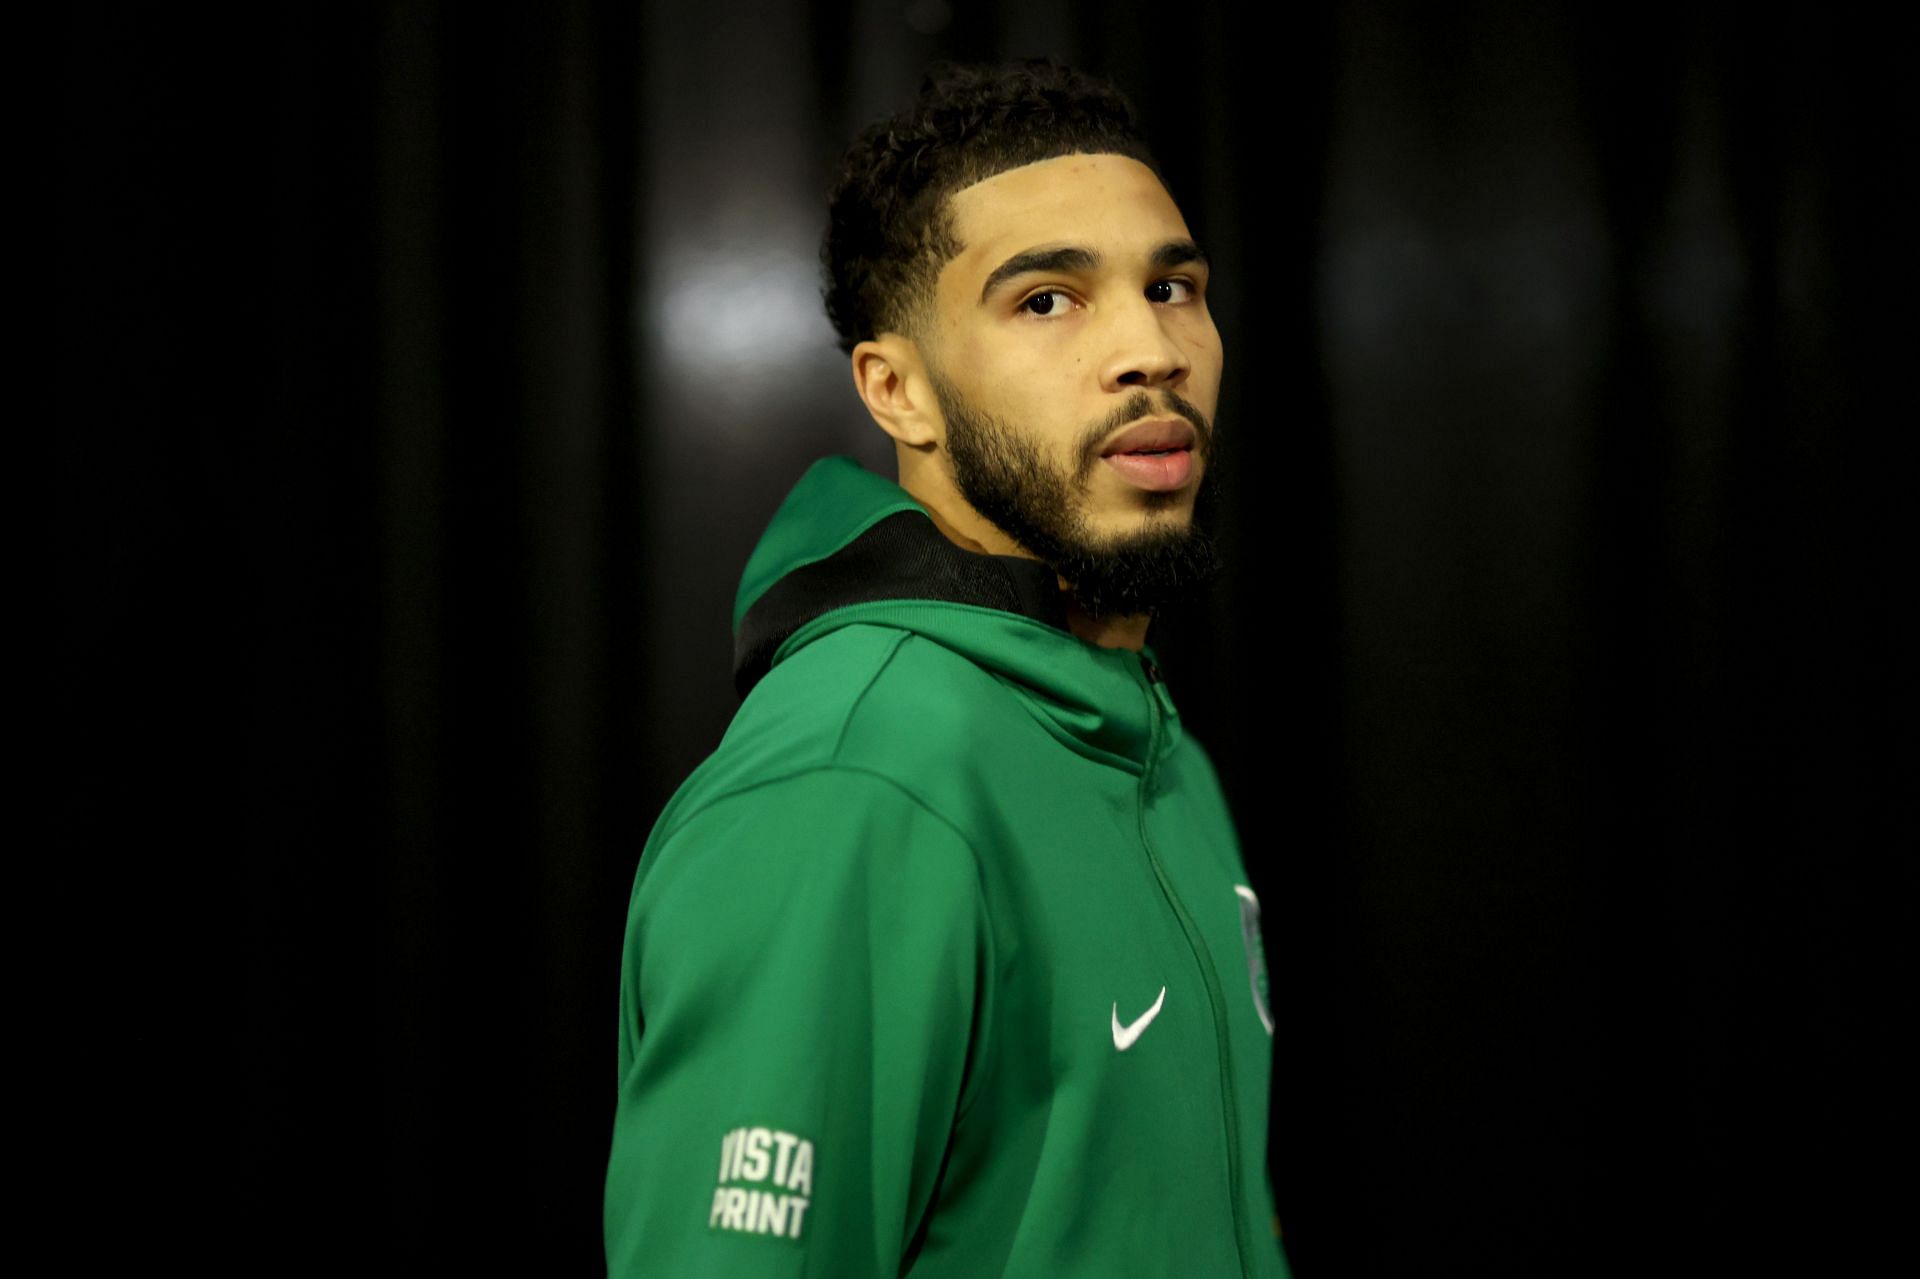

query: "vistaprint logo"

left=709, top=1126, right=815, bottom=1240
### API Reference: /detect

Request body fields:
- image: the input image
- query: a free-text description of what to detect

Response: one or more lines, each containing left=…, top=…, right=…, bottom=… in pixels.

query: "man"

left=605, top=60, right=1290, bottom=1278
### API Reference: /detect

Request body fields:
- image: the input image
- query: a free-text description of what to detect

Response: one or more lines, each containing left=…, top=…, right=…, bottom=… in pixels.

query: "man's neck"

left=911, top=481, right=1152, bottom=654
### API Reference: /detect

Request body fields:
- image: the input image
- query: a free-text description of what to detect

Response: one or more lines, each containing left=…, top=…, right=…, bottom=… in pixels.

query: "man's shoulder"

left=665, top=623, right=1027, bottom=829
left=744, top=621, right=1017, bottom=744
left=634, top=624, right=1008, bottom=881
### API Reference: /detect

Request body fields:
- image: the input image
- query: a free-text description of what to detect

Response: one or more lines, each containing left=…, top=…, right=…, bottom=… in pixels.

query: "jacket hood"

left=732, top=457, right=1181, bottom=769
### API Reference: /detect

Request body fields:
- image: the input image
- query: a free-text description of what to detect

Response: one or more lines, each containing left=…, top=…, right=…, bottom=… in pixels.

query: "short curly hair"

left=821, top=59, right=1161, bottom=355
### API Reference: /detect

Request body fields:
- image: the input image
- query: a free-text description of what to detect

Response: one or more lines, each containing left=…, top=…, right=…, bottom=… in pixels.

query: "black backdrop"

left=58, top=2, right=1906, bottom=1275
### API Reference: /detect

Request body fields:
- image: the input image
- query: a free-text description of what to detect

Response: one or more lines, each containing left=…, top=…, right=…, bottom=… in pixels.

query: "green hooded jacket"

left=605, top=457, right=1290, bottom=1278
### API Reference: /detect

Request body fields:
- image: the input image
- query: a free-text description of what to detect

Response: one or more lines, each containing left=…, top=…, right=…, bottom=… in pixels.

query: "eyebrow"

left=977, top=239, right=1210, bottom=303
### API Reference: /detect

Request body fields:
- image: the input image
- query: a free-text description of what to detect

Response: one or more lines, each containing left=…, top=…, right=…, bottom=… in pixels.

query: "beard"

left=927, top=372, right=1221, bottom=621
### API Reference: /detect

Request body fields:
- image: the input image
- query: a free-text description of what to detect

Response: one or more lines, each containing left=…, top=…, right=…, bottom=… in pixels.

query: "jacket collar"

left=732, top=458, right=1179, bottom=770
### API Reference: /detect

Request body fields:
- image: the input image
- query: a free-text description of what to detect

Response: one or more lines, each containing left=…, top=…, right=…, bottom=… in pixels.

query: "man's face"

left=923, top=153, right=1225, bottom=615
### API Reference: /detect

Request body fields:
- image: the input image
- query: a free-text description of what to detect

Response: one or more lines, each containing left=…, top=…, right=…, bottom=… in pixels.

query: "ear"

left=850, top=335, right=941, bottom=449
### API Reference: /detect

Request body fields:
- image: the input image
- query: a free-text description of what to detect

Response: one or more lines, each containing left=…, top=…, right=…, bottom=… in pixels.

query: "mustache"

left=1076, top=390, right=1215, bottom=468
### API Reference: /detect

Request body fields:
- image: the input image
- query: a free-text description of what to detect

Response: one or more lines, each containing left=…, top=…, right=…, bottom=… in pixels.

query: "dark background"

left=59, top=1, right=1906, bottom=1274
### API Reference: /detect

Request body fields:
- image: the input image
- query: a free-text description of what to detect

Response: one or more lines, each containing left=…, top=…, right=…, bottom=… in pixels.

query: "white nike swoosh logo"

left=1111, top=986, right=1167, bottom=1051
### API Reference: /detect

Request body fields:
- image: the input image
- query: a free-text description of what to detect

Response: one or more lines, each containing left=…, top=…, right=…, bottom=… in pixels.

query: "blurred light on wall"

left=648, top=223, right=837, bottom=421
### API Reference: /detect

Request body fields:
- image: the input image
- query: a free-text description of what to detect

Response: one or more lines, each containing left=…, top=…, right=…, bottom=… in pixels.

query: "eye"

left=1019, top=289, right=1074, bottom=317
left=1147, top=278, right=1197, bottom=304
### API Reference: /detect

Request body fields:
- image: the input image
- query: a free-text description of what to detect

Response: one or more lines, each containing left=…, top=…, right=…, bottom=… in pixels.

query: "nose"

left=1098, top=300, right=1190, bottom=393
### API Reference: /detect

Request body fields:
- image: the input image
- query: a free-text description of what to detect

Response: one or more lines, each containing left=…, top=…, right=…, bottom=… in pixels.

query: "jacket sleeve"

left=604, top=767, right=990, bottom=1278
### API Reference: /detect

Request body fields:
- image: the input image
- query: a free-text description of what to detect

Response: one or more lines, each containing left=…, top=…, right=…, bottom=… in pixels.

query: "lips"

left=1099, top=417, right=1198, bottom=492
left=1100, top=418, right=1197, bottom=458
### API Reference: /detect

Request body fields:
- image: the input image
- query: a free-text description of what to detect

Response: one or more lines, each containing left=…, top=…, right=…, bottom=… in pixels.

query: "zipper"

left=1134, top=654, right=1255, bottom=1279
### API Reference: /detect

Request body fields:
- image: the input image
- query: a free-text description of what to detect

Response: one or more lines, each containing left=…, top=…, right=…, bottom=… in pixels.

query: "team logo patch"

left=710, top=1126, right=814, bottom=1240
left=1234, top=885, right=1274, bottom=1035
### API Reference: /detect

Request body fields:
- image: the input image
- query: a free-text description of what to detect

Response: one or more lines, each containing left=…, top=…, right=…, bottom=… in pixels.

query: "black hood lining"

left=733, top=510, right=1069, bottom=698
